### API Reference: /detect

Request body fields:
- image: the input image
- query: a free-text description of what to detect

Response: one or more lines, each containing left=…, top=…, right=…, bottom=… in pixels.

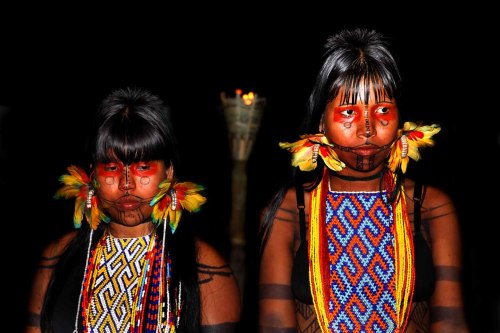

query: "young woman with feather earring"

left=25, top=87, right=240, bottom=333
left=258, top=28, right=469, bottom=333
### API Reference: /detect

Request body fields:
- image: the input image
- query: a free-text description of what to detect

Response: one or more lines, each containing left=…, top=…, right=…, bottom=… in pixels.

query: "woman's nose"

left=118, top=166, right=136, bottom=191
left=357, top=114, right=376, bottom=139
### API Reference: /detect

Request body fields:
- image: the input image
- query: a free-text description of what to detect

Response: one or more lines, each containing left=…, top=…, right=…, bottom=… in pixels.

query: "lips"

left=351, top=146, right=381, bottom=156
left=115, top=197, right=142, bottom=211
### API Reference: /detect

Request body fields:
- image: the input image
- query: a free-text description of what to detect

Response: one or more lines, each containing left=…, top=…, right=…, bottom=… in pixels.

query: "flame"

left=242, top=92, right=254, bottom=105
left=235, top=89, right=255, bottom=105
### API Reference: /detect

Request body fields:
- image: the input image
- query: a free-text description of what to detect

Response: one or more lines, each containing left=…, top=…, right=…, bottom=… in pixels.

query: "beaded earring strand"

left=159, top=216, right=182, bottom=332
left=150, top=181, right=205, bottom=331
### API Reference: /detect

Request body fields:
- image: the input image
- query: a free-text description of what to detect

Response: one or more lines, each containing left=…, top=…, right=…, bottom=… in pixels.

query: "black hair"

left=304, top=28, right=401, bottom=134
left=42, top=87, right=201, bottom=332
left=260, top=28, right=403, bottom=253
left=90, top=87, right=179, bottom=167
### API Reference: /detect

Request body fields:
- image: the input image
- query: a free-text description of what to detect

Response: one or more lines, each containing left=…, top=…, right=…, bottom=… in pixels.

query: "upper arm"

left=423, top=186, right=463, bottom=288
left=259, top=188, right=298, bottom=329
left=197, top=239, right=240, bottom=331
left=422, top=186, right=469, bottom=332
left=25, top=232, right=76, bottom=333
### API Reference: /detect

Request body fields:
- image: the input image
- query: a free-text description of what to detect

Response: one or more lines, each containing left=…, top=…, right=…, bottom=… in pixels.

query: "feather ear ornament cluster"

left=54, top=165, right=109, bottom=230
left=388, top=122, right=441, bottom=173
left=279, top=133, right=345, bottom=172
left=150, top=179, right=207, bottom=234
left=280, top=122, right=441, bottom=174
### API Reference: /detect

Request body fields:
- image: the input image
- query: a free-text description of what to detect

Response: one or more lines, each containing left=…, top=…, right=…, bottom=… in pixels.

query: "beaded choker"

left=330, top=171, right=383, bottom=181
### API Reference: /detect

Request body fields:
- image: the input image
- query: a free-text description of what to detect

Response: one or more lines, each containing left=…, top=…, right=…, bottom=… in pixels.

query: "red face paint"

left=94, top=160, right=168, bottom=228
left=333, top=105, right=363, bottom=123
left=129, top=161, right=159, bottom=177
left=96, top=161, right=160, bottom=177
left=96, top=162, right=124, bottom=177
left=325, top=91, right=400, bottom=174
left=332, top=103, right=397, bottom=123
left=371, top=103, right=397, bottom=122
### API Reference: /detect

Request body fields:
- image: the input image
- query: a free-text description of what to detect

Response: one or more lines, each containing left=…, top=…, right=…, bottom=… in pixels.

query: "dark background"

left=1, top=5, right=497, bottom=333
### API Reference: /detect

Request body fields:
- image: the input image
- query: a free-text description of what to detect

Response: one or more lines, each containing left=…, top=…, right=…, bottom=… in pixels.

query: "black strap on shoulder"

left=295, top=176, right=307, bottom=244
left=413, top=178, right=423, bottom=231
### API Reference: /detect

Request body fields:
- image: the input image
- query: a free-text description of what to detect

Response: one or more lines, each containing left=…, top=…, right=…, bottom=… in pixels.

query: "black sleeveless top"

left=291, top=180, right=436, bottom=305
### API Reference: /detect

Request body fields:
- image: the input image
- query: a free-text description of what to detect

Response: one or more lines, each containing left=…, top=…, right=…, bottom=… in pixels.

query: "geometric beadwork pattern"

left=326, top=191, right=396, bottom=332
left=88, top=234, right=151, bottom=332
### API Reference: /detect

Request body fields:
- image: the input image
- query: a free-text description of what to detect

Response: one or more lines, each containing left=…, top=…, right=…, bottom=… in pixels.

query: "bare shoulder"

left=261, top=186, right=299, bottom=221
left=420, top=183, right=456, bottom=222
left=421, top=183, right=454, bottom=206
left=404, top=178, right=456, bottom=220
left=34, top=230, right=78, bottom=279
left=275, top=186, right=303, bottom=224
left=41, top=230, right=78, bottom=260
left=195, top=238, right=239, bottom=290
left=259, top=186, right=301, bottom=249
left=196, top=238, right=230, bottom=269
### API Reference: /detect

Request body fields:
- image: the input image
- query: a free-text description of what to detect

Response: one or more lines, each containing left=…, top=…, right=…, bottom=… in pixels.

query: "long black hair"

left=42, top=87, right=201, bottom=332
left=259, top=28, right=404, bottom=252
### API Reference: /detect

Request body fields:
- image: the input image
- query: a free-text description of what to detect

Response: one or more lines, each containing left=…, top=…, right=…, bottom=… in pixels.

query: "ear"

left=89, top=165, right=96, bottom=180
left=166, top=164, right=174, bottom=179
left=319, top=113, right=326, bottom=133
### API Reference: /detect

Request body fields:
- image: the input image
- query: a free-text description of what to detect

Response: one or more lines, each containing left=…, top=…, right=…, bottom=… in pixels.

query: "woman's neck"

left=332, top=172, right=382, bottom=181
left=107, top=221, right=155, bottom=238
left=329, top=169, right=385, bottom=192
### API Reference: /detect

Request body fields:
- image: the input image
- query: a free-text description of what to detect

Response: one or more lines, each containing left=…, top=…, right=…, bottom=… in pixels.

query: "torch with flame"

left=221, top=89, right=266, bottom=299
left=221, top=89, right=266, bottom=161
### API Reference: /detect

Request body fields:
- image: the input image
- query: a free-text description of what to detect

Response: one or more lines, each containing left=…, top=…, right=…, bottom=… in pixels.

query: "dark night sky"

left=1, top=5, right=497, bottom=332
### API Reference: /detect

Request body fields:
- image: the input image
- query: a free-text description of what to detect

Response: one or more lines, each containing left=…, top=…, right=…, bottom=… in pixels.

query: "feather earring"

left=54, top=165, right=109, bottom=229
left=150, top=179, right=207, bottom=233
left=387, top=122, right=441, bottom=173
left=279, top=133, right=345, bottom=172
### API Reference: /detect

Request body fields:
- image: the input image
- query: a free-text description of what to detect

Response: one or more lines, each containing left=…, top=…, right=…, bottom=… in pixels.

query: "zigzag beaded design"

left=88, top=234, right=151, bottom=332
left=326, top=191, right=396, bottom=332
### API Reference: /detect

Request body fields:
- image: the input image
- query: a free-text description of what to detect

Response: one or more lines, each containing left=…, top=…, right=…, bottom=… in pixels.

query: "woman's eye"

left=340, top=109, right=355, bottom=117
left=376, top=106, right=390, bottom=114
left=105, top=165, right=118, bottom=172
left=137, top=165, right=151, bottom=171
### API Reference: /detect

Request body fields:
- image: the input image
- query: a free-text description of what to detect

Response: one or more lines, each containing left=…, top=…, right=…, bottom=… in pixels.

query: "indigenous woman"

left=259, top=29, right=469, bottom=333
left=26, top=87, right=240, bottom=333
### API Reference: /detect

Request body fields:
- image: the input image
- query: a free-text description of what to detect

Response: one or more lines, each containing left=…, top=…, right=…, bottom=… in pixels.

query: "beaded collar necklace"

left=330, top=170, right=383, bottom=182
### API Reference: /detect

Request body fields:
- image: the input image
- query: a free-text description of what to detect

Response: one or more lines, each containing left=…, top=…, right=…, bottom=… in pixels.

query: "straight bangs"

left=94, top=114, right=168, bottom=164
left=331, top=66, right=398, bottom=106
